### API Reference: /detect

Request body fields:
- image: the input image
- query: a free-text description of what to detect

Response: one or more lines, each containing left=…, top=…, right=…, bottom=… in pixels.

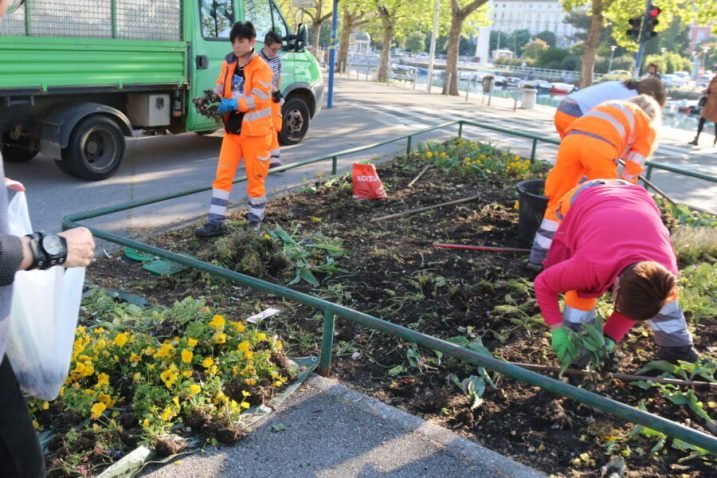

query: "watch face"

left=42, top=235, right=65, bottom=256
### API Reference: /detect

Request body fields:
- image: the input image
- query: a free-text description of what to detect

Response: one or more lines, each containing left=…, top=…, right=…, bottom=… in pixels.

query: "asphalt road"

left=5, top=77, right=716, bottom=242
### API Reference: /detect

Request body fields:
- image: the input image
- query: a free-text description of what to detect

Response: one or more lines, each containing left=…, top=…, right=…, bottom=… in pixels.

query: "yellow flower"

left=144, top=346, right=156, bottom=356
left=238, top=341, right=251, bottom=353
left=187, top=338, right=198, bottom=348
left=241, top=402, right=250, bottom=409
left=93, top=327, right=105, bottom=335
left=155, top=343, right=173, bottom=359
left=310, top=216, right=322, bottom=223
left=202, top=357, right=214, bottom=368
left=76, top=326, right=86, bottom=335
left=160, top=406, right=175, bottom=422
left=245, top=378, right=257, bottom=386
left=132, top=372, right=142, bottom=383
left=274, top=339, right=283, bottom=350
left=142, top=418, right=150, bottom=427
left=182, top=370, right=193, bottom=377
left=244, top=350, right=254, bottom=360
left=160, top=365, right=179, bottom=388
left=42, top=402, right=49, bottom=410
left=172, top=396, right=180, bottom=406
left=189, top=384, right=201, bottom=395
left=209, top=314, right=225, bottom=330
left=262, top=233, right=271, bottom=240
left=181, top=349, right=193, bottom=364
left=96, top=373, right=110, bottom=387
left=242, top=390, right=251, bottom=397
left=98, top=392, right=114, bottom=406
left=273, top=380, right=284, bottom=387
left=425, top=151, right=433, bottom=159
left=91, top=402, right=107, bottom=420
left=256, top=332, right=267, bottom=342
left=231, top=322, right=245, bottom=333
left=33, top=420, right=41, bottom=430
left=129, top=353, right=142, bottom=366
left=213, top=333, right=227, bottom=344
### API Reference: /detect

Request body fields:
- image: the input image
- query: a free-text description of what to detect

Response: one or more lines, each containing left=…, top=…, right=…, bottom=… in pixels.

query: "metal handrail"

left=63, top=120, right=717, bottom=455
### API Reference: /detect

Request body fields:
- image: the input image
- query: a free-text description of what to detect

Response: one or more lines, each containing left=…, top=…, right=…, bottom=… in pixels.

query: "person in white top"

left=554, top=77, right=666, bottom=138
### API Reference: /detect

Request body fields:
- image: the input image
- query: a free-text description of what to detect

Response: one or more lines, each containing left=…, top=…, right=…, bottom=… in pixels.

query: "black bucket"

left=516, top=179, right=548, bottom=246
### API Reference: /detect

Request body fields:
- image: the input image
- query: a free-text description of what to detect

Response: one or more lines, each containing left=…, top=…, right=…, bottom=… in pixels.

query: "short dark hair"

left=615, top=261, right=676, bottom=321
left=264, top=31, right=283, bottom=47
left=230, top=22, right=256, bottom=43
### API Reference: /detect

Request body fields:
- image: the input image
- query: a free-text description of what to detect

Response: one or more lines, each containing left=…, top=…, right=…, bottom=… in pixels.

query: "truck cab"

left=0, top=0, right=323, bottom=180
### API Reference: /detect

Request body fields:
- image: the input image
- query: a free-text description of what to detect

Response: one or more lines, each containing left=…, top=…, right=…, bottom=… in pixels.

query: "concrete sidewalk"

left=139, top=375, right=545, bottom=478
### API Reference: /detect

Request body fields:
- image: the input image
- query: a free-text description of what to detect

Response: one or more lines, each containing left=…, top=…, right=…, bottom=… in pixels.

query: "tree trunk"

left=443, top=13, right=463, bottom=95
left=310, top=0, right=325, bottom=58
left=580, top=0, right=603, bottom=88
left=338, top=9, right=352, bottom=73
left=378, top=23, right=394, bottom=83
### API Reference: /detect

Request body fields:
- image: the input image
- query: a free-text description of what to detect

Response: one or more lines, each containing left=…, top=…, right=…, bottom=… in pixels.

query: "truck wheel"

left=1, top=136, right=39, bottom=163
left=58, top=116, right=125, bottom=181
left=279, top=97, right=310, bottom=145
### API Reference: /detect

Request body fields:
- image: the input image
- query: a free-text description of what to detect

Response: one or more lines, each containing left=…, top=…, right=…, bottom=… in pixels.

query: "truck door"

left=186, top=0, right=238, bottom=132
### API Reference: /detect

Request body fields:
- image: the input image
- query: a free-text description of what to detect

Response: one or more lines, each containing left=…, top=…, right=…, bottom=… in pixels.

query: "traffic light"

left=645, top=5, right=661, bottom=38
left=627, top=17, right=642, bottom=41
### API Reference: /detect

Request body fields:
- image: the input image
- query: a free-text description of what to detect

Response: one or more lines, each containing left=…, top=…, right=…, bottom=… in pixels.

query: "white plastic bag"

left=6, top=192, right=85, bottom=400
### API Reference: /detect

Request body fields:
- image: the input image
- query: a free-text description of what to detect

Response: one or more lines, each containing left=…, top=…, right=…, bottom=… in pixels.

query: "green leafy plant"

left=267, top=224, right=347, bottom=287
left=678, top=262, right=717, bottom=324
left=558, top=318, right=616, bottom=374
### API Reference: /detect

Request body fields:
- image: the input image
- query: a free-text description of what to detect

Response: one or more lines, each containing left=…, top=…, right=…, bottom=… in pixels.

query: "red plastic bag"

left=352, top=163, right=387, bottom=200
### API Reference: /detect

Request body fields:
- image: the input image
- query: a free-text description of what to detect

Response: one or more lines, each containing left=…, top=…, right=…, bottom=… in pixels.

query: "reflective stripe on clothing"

left=648, top=301, right=693, bottom=347
left=251, top=88, right=270, bottom=101
left=565, top=129, right=615, bottom=148
left=583, top=110, right=626, bottom=139
left=626, top=151, right=646, bottom=166
left=245, top=107, right=272, bottom=123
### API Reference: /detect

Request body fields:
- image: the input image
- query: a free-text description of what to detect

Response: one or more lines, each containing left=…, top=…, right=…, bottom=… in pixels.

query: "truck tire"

left=58, top=116, right=125, bottom=181
left=279, top=97, right=310, bottom=145
left=1, top=136, right=39, bottom=163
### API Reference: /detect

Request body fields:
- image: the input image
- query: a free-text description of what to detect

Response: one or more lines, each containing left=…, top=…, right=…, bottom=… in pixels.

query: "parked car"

left=492, top=75, right=508, bottom=86
left=602, top=70, right=632, bottom=81
left=661, top=74, right=688, bottom=89
left=506, top=77, right=522, bottom=87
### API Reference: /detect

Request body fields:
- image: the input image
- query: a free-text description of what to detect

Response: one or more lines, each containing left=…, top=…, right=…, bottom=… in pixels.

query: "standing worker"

left=534, top=180, right=700, bottom=365
left=554, top=78, right=665, bottom=138
left=688, top=73, right=717, bottom=147
left=258, top=31, right=284, bottom=169
left=529, top=95, right=661, bottom=270
left=196, top=22, right=274, bottom=237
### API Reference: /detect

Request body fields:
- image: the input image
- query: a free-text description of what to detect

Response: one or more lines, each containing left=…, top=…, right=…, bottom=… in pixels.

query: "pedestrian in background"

left=258, top=30, right=284, bottom=169
left=688, top=74, right=717, bottom=147
left=535, top=180, right=700, bottom=366
left=0, top=3, right=95, bottom=477
left=554, top=77, right=666, bottom=138
left=196, top=21, right=274, bottom=237
left=529, top=95, right=661, bottom=270
left=645, top=63, right=661, bottom=79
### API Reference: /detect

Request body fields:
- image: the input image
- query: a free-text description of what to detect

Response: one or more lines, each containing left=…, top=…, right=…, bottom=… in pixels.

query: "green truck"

left=0, top=0, right=323, bottom=180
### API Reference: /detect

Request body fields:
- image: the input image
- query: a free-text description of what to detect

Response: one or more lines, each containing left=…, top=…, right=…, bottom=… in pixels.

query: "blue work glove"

left=217, top=98, right=238, bottom=114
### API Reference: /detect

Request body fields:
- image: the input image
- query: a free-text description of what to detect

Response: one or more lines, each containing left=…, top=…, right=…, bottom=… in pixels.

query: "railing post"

left=332, top=156, right=338, bottom=175
left=458, top=122, right=463, bottom=139
left=319, top=310, right=336, bottom=376
left=646, top=164, right=653, bottom=181
left=530, top=138, right=537, bottom=163
left=406, top=136, right=412, bottom=155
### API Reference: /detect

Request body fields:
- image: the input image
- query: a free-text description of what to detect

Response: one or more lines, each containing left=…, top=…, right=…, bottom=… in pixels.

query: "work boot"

left=654, top=344, right=700, bottom=364
left=688, top=136, right=699, bottom=146
left=195, top=222, right=227, bottom=237
left=525, top=261, right=543, bottom=274
left=246, top=221, right=262, bottom=232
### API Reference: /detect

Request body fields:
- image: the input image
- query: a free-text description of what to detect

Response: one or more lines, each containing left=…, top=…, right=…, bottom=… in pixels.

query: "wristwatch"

left=26, top=232, right=68, bottom=270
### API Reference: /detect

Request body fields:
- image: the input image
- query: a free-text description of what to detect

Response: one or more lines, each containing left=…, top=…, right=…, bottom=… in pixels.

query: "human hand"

left=551, top=327, right=572, bottom=364
left=217, top=98, right=238, bottom=114
left=4, top=177, right=25, bottom=191
left=58, top=227, right=95, bottom=268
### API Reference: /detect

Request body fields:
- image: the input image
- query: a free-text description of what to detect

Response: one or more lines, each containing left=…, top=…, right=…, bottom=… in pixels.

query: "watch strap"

left=25, top=232, right=47, bottom=270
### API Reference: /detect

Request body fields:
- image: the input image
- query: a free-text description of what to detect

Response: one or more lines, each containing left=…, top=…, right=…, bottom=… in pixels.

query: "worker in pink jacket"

left=534, top=180, right=700, bottom=364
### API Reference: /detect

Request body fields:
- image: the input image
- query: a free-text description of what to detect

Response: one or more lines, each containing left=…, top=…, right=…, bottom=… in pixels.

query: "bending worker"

left=258, top=31, right=284, bottom=169
left=196, top=21, right=273, bottom=237
left=534, top=180, right=700, bottom=365
left=529, top=94, right=661, bottom=269
left=554, top=77, right=666, bottom=138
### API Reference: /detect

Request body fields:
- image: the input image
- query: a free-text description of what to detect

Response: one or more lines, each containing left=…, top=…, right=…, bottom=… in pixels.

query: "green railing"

left=64, top=120, right=717, bottom=455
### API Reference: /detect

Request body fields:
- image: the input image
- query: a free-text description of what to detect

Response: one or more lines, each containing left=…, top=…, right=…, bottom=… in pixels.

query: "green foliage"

left=643, top=52, right=693, bottom=75
left=405, top=31, right=426, bottom=52
left=522, top=39, right=550, bottom=59
left=489, top=30, right=511, bottom=53
left=267, top=224, right=347, bottom=287
left=536, top=48, right=570, bottom=70
left=678, top=263, right=717, bottom=324
left=672, top=227, right=717, bottom=264
left=534, top=31, right=557, bottom=48
left=558, top=318, right=614, bottom=374
left=416, top=138, right=544, bottom=180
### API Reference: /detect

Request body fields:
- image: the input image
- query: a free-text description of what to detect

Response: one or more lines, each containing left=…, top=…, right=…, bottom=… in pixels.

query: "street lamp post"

left=703, top=46, right=711, bottom=72
left=607, top=45, right=617, bottom=73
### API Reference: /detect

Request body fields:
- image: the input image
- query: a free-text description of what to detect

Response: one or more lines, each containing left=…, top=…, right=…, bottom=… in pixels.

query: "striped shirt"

left=258, top=48, right=282, bottom=91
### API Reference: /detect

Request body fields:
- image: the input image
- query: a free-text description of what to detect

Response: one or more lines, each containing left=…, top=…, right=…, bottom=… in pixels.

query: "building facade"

left=490, top=0, right=578, bottom=48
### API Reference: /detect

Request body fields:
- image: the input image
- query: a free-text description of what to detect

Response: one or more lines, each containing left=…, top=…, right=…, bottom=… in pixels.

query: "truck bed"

left=0, top=36, right=187, bottom=95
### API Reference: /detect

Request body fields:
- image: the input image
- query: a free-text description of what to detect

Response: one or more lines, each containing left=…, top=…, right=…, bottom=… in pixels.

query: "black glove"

left=272, top=90, right=283, bottom=103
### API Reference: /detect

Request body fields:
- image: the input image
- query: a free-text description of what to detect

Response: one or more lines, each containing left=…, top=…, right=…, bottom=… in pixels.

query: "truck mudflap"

left=39, top=102, right=133, bottom=160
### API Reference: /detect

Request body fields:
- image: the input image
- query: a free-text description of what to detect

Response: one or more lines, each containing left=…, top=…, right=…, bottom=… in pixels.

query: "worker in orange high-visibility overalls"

left=258, top=30, right=284, bottom=169
left=554, top=77, right=666, bottom=138
left=528, top=94, right=661, bottom=270
left=196, top=21, right=274, bottom=237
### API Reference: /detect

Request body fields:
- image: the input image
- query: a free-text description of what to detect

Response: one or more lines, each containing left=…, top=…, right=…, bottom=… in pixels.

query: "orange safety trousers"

left=212, top=133, right=271, bottom=197
left=270, top=101, right=282, bottom=164
left=554, top=110, right=577, bottom=139
left=543, top=134, right=619, bottom=222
